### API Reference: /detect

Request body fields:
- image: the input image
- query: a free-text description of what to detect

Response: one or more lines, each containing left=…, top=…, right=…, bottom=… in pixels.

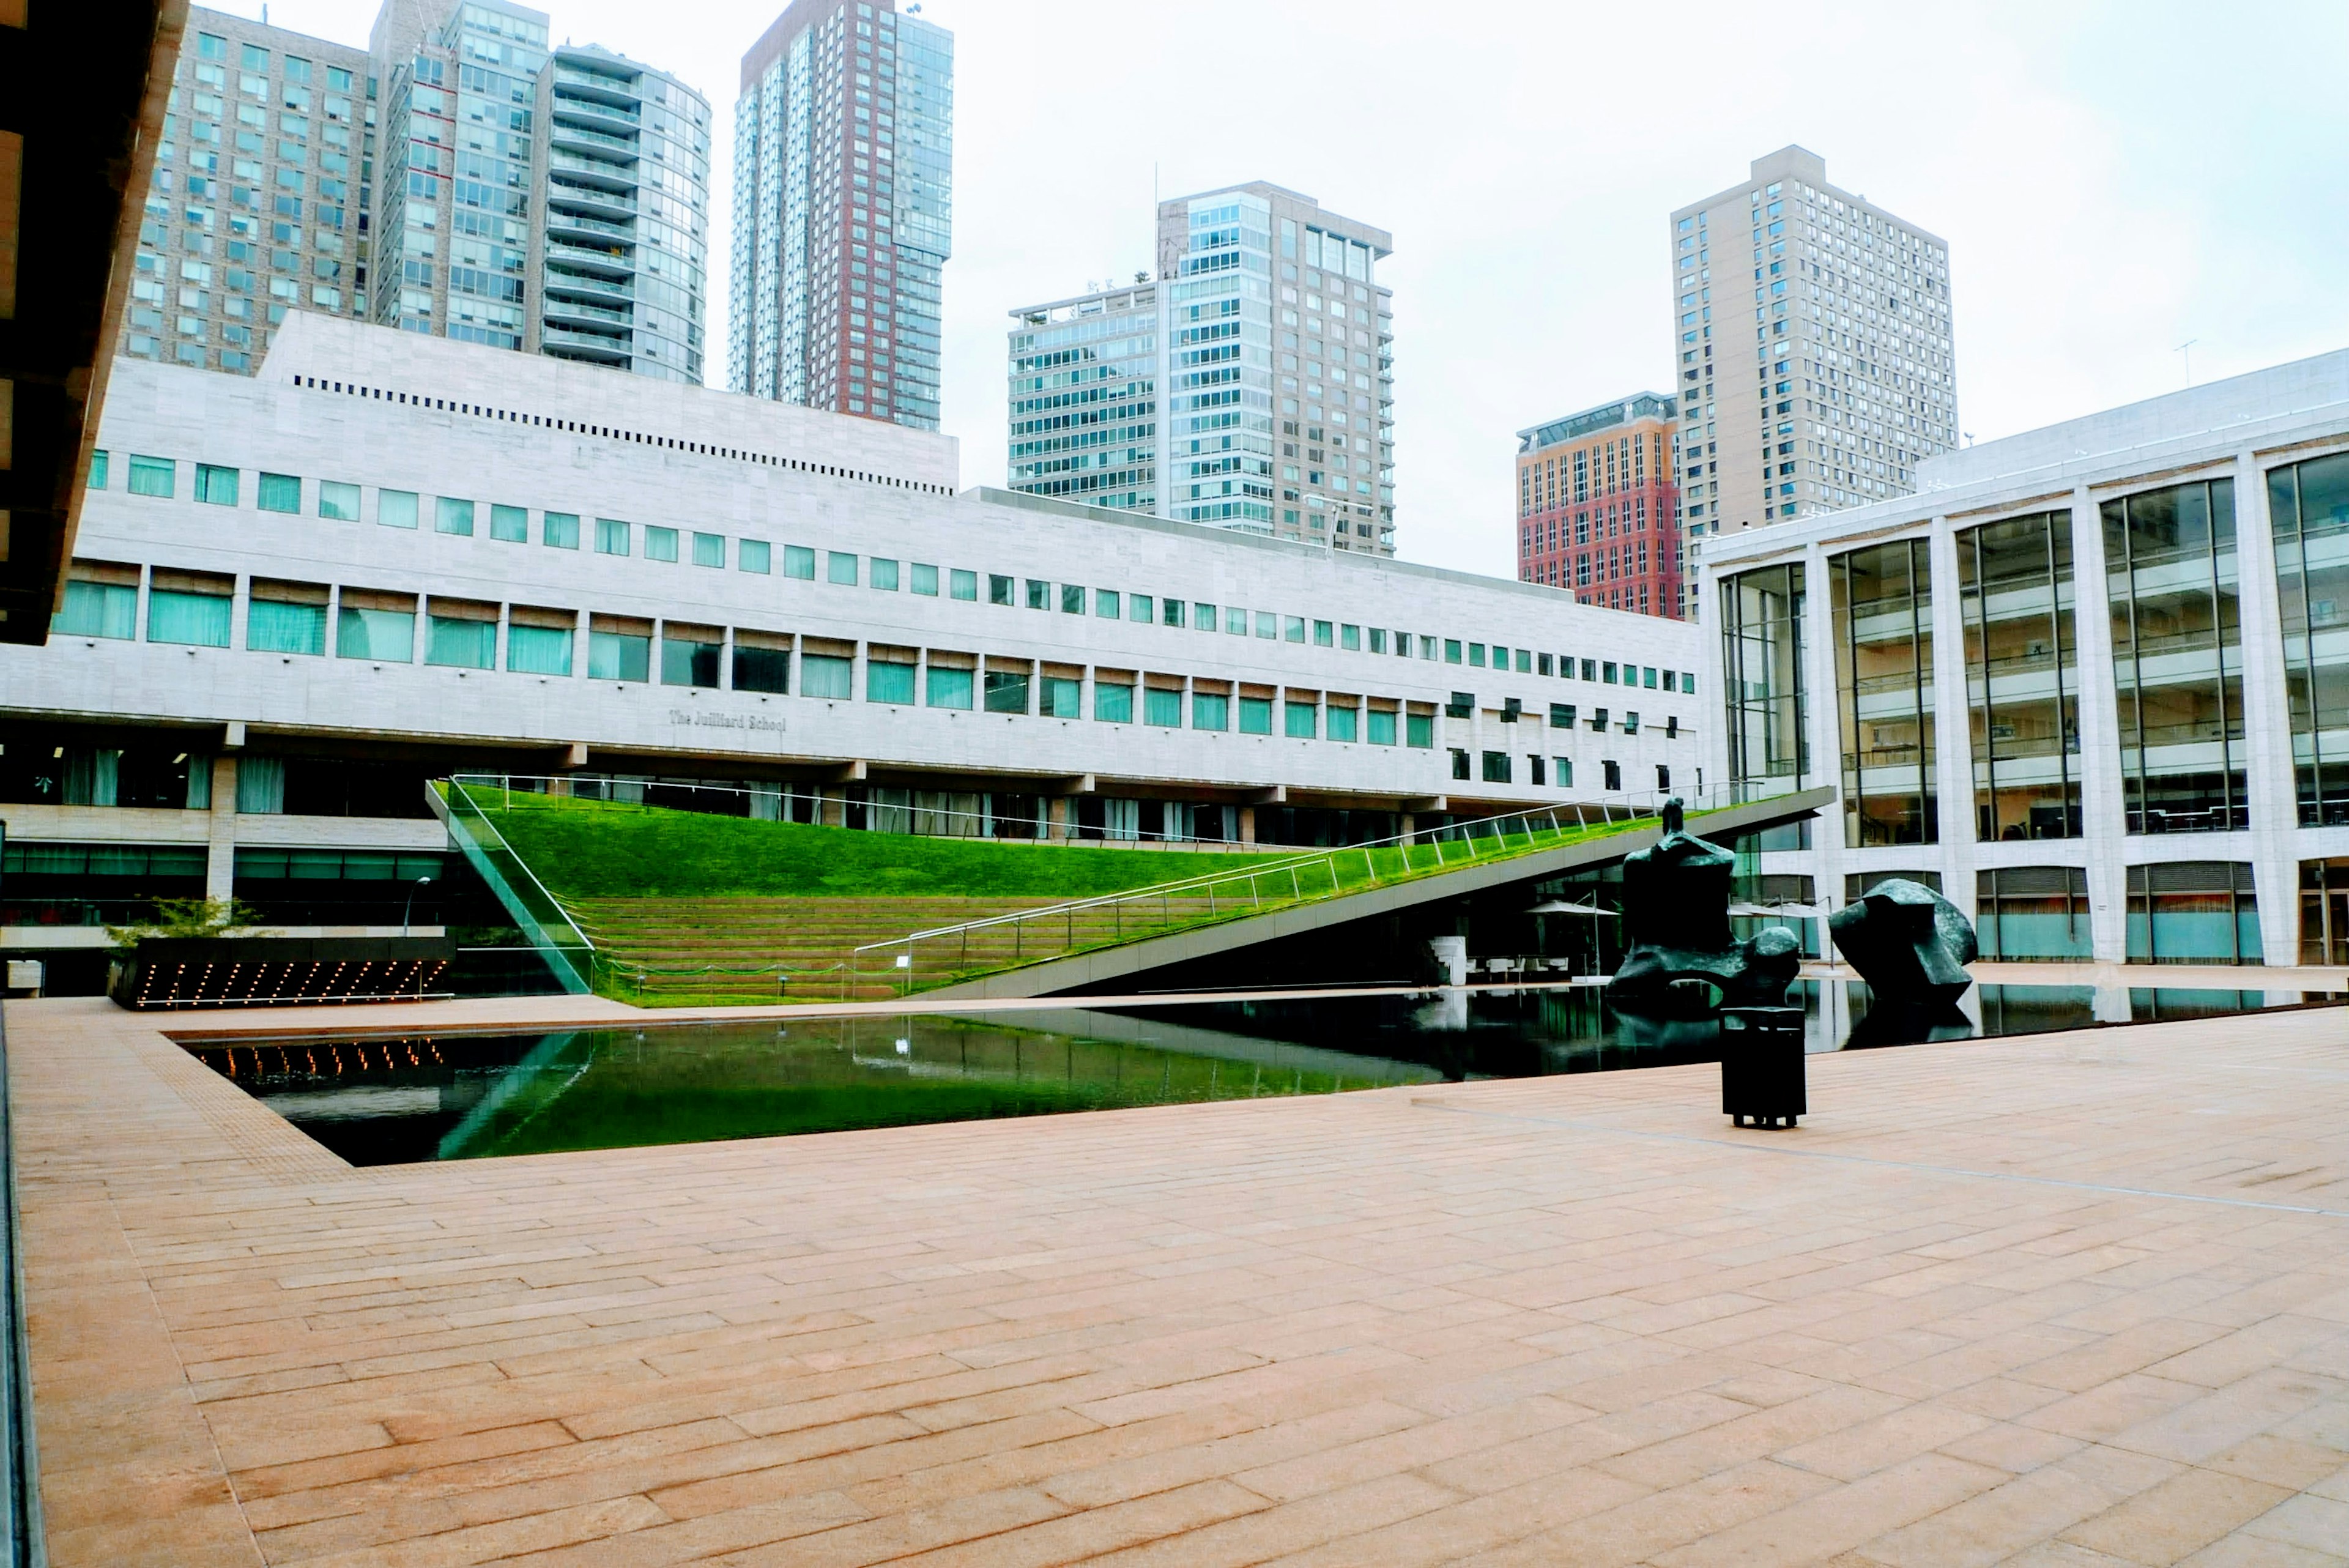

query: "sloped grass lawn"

left=468, top=791, right=1282, bottom=901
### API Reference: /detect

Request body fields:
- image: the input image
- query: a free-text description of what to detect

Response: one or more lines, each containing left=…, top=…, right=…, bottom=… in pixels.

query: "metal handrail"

left=847, top=784, right=1750, bottom=990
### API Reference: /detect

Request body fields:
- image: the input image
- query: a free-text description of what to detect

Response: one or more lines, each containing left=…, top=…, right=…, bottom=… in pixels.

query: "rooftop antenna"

left=2175, top=338, right=2198, bottom=387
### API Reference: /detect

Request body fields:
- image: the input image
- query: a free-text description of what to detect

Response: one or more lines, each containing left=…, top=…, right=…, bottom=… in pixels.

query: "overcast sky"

left=235, top=0, right=2349, bottom=578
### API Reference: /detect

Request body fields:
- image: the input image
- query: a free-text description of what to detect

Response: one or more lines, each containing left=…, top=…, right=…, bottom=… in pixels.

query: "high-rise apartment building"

left=1516, top=393, right=1681, bottom=617
left=1006, top=280, right=1160, bottom=513
left=728, top=0, right=954, bottom=429
left=121, top=7, right=373, bottom=374
left=1101, top=183, right=1393, bottom=554
left=1670, top=146, right=1956, bottom=538
left=524, top=45, right=711, bottom=383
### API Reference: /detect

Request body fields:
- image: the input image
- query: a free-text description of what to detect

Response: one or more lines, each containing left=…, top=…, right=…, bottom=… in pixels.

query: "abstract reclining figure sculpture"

left=1608, top=798, right=1802, bottom=1010
left=1827, top=877, right=1978, bottom=1008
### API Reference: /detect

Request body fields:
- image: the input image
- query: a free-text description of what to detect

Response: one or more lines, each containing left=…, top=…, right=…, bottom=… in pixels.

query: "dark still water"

left=186, top=983, right=2336, bottom=1167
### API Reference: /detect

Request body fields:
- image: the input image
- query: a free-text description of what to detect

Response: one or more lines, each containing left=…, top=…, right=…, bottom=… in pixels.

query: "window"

left=256, top=472, right=300, bottom=513
left=1042, top=676, right=1081, bottom=717
left=1444, top=639, right=1462, bottom=664
left=732, top=643, right=788, bottom=693
left=984, top=669, right=1030, bottom=713
left=587, top=629, right=650, bottom=682
left=870, top=657, right=918, bottom=704
left=595, top=517, right=629, bottom=555
left=1192, top=691, right=1229, bottom=730
left=543, top=512, right=580, bottom=549
left=1285, top=700, right=1317, bottom=738
left=87, top=451, right=109, bottom=490
left=433, top=497, right=474, bottom=537
left=1603, top=661, right=1617, bottom=683
left=1093, top=588, right=1119, bottom=619
left=1094, top=680, right=1134, bottom=723
left=1656, top=765, right=1671, bottom=791
left=54, top=579, right=138, bottom=641
left=1239, top=696, right=1273, bottom=735
left=1337, top=623, right=1356, bottom=649
left=740, top=540, right=772, bottom=574
left=1369, top=628, right=1386, bottom=654
left=661, top=635, right=721, bottom=688
left=1450, top=748, right=1470, bottom=781
left=2266, top=453, right=2348, bottom=826
left=1603, top=759, right=1621, bottom=790
left=1286, top=616, right=1307, bottom=644
left=693, top=532, right=725, bottom=568
left=1832, top=538, right=1935, bottom=846
left=870, top=557, right=900, bottom=590
left=645, top=526, right=678, bottom=562
left=1145, top=688, right=1182, bottom=727
left=336, top=600, right=414, bottom=661
left=1025, top=579, right=1048, bottom=610
left=925, top=665, right=974, bottom=709
left=246, top=587, right=325, bottom=655
left=318, top=480, right=360, bottom=521
left=128, top=455, right=175, bottom=496
left=1470, top=643, right=1486, bottom=668
left=785, top=544, right=816, bottom=579
left=910, top=562, right=938, bottom=596
left=989, top=573, right=1014, bottom=606
left=490, top=504, right=527, bottom=543
left=2126, top=862, right=2260, bottom=964
left=1257, top=612, right=1278, bottom=639
left=828, top=551, right=859, bottom=585
left=1624, top=712, right=1640, bottom=735
left=194, top=464, right=239, bottom=505
left=1407, top=713, right=1434, bottom=748
left=951, top=569, right=978, bottom=601
left=1130, top=594, right=1153, bottom=623
left=1529, top=756, right=1546, bottom=787
left=147, top=579, right=232, bottom=646
left=1061, top=583, right=1085, bottom=615
left=426, top=609, right=495, bottom=669
left=1226, top=607, right=1248, bottom=635
left=1327, top=704, right=1357, bottom=742
left=1366, top=709, right=1396, bottom=746
left=1549, top=702, right=1575, bottom=728
left=801, top=653, right=853, bottom=699
left=507, top=623, right=573, bottom=676
left=1554, top=756, right=1573, bottom=787
left=1481, top=750, right=1512, bottom=782
left=378, top=489, right=418, bottom=529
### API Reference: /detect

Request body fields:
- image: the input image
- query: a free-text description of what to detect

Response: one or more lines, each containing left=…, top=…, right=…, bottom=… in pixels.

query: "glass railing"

left=431, top=779, right=595, bottom=993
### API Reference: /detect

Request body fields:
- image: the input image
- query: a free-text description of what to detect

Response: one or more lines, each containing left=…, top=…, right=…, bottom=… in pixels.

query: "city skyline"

left=141, top=0, right=2349, bottom=581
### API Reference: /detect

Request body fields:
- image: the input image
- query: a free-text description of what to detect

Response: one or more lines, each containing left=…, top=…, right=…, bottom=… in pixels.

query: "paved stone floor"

left=6, top=994, right=2347, bottom=1566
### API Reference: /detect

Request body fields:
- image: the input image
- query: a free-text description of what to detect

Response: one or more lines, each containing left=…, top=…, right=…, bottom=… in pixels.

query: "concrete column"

left=2228, top=445, right=2303, bottom=966
left=1238, top=805, right=1256, bottom=846
left=205, top=754, right=239, bottom=901
left=1802, top=537, right=1847, bottom=911
left=820, top=789, right=844, bottom=828
left=1047, top=797, right=1069, bottom=844
left=1926, top=515, right=1978, bottom=928
left=2066, top=483, right=2131, bottom=962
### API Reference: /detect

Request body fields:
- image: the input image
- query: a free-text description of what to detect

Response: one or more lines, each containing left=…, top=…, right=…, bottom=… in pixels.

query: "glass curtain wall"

left=2104, top=477, right=2246, bottom=833
left=2268, top=451, right=2349, bottom=825
left=2125, top=862, right=2260, bottom=964
left=2301, top=859, right=2349, bottom=965
left=1720, top=563, right=1807, bottom=801
left=1976, top=866, right=2092, bottom=960
left=1958, top=512, right=2081, bottom=841
left=1830, top=540, right=1935, bottom=845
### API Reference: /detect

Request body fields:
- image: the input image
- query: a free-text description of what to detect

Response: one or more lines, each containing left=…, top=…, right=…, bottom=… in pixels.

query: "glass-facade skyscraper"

left=727, top=0, right=954, bottom=430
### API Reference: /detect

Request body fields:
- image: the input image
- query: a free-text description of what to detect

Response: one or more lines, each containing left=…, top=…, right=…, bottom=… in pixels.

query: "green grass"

left=463, top=791, right=1291, bottom=901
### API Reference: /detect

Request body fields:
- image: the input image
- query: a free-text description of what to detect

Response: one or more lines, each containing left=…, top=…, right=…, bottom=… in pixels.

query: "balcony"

left=543, top=266, right=633, bottom=303
left=547, top=150, right=636, bottom=193
left=549, top=120, right=639, bottom=162
left=545, top=240, right=633, bottom=277
left=543, top=209, right=635, bottom=244
left=541, top=324, right=633, bottom=364
left=551, top=93, right=639, bottom=133
left=543, top=179, right=636, bottom=221
left=543, top=293, right=632, bottom=327
left=551, top=67, right=641, bottom=112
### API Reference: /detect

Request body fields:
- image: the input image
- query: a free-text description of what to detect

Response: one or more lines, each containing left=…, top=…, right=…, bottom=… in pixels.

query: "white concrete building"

left=2, top=315, right=1704, bottom=983
left=1699, top=347, right=2349, bottom=970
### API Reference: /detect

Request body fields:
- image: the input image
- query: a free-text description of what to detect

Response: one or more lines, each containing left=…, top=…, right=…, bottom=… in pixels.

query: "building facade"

left=1005, top=281, right=1160, bottom=513
left=522, top=45, right=712, bottom=384
left=1702, top=347, right=2349, bottom=972
left=1145, top=183, right=1395, bottom=555
left=1516, top=394, right=1682, bottom=618
left=727, top=0, right=954, bottom=430
left=1671, top=146, right=1957, bottom=543
left=123, top=7, right=373, bottom=374
left=4, top=317, right=1702, bottom=983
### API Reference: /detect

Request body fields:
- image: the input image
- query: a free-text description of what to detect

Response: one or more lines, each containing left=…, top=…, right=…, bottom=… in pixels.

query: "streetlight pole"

left=401, top=876, right=433, bottom=937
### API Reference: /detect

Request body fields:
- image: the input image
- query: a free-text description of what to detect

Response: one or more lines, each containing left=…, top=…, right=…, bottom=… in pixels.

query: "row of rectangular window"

left=87, top=450, right=1691, bottom=695
left=1449, top=750, right=1667, bottom=793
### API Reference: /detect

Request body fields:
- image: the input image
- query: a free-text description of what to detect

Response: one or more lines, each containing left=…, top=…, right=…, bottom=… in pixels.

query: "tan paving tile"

left=9, top=995, right=2347, bottom=1568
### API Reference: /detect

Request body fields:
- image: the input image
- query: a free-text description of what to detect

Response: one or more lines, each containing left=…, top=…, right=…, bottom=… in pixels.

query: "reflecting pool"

left=184, top=983, right=2339, bottom=1167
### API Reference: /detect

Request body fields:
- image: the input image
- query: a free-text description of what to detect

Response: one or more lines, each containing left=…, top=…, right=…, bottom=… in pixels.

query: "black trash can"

left=1720, top=1005, right=1806, bottom=1128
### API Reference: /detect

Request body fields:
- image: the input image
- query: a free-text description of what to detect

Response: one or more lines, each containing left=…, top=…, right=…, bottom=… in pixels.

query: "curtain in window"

left=869, top=661, right=917, bottom=704
left=257, top=472, right=302, bottom=513
left=147, top=589, right=231, bottom=647
left=924, top=666, right=973, bottom=710
left=247, top=600, right=325, bottom=654
left=800, top=655, right=852, bottom=699
left=186, top=756, right=213, bottom=809
left=377, top=489, right=418, bottom=529
left=128, top=456, right=174, bottom=497
left=236, top=755, right=286, bottom=814
left=54, top=581, right=137, bottom=639
left=587, top=631, right=650, bottom=682
left=748, top=787, right=783, bottom=821
left=62, top=748, right=121, bottom=806
left=426, top=617, right=495, bottom=669
left=338, top=607, right=414, bottom=661
left=507, top=624, right=571, bottom=675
